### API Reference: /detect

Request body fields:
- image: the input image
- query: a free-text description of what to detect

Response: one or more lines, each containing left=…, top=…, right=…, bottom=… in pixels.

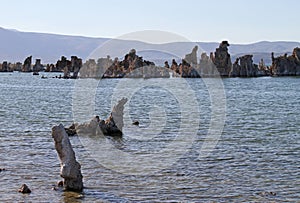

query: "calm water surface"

left=0, top=72, right=299, bottom=202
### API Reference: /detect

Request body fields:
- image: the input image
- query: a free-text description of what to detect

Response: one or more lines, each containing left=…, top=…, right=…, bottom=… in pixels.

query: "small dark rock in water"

left=258, top=191, right=276, bottom=196
left=0, top=168, right=5, bottom=172
left=18, top=184, right=31, bottom=193
left=132, top=120, right=139, bottom=125
left=57, top=180, right=64, bottom=187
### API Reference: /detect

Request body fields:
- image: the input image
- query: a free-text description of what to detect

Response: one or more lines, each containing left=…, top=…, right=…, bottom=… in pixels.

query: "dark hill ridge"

left=0, top=27, right=299, bottom=65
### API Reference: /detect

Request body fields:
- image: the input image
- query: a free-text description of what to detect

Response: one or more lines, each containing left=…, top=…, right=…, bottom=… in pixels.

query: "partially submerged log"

left=67, top=97, right=128, bottom=137
left=52, top=124, right=83, bottom=192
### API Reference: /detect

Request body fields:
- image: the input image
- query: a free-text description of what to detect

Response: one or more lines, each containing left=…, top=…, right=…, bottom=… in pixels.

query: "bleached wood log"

left=52, top=124, right=83, bottom=192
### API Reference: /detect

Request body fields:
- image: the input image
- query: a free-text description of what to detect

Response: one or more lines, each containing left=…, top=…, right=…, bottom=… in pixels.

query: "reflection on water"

left=0, top=73, right=299, bottom=202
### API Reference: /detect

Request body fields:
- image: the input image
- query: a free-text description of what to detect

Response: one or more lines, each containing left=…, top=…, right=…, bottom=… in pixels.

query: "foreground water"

left=0, top=72, right=299, bottom=202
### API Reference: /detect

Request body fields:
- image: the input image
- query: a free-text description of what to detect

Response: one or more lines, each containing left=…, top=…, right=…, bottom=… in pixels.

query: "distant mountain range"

left=0, top=27, right=299, bottom=65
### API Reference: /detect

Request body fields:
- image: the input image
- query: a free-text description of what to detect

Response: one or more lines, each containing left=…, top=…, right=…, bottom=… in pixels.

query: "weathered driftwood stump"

left=52, top=124, right=83, bottom=192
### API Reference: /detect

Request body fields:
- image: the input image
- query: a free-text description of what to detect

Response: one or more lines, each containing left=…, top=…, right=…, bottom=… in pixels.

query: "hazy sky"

left=0, top=0, right=299, bottom=43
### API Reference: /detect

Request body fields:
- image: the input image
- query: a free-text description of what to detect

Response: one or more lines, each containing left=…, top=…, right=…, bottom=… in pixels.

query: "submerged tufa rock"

left=18, top=184, right=31, bottom=193
left=69, top=98, right=128, bottom=137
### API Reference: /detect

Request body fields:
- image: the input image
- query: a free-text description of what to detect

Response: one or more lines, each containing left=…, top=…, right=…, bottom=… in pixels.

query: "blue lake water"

left=0, top=72, right=299, bottom=202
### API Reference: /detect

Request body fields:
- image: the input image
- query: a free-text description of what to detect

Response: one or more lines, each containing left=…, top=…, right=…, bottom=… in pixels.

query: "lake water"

left=0, top=72, right=299, bottom=202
